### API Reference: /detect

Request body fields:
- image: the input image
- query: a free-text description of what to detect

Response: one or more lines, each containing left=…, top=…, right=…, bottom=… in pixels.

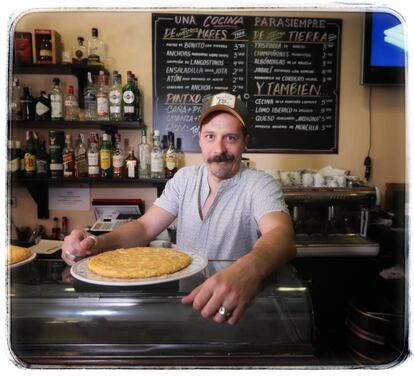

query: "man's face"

left=199, top=112, right=248, bottom=180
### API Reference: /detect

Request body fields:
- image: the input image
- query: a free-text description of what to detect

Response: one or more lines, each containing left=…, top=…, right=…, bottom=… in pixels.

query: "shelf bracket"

left=26, top=182, right=49, bottom=219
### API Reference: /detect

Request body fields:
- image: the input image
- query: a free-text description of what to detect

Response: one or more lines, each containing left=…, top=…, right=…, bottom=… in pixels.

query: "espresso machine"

left=283, top=186, right=380, bottom=257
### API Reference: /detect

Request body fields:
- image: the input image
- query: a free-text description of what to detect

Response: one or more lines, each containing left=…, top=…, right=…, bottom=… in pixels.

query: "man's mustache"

left=207, top=153, right=235, bottom=163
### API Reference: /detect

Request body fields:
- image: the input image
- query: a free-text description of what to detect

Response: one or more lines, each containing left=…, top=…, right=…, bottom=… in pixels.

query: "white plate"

left=70, top=251, right=208, bottom=286
left=9, top=252, right=36, bottom=269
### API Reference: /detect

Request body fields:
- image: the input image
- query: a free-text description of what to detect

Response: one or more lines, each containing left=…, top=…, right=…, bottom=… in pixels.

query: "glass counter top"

left=8, top=258, right=315, bottom=367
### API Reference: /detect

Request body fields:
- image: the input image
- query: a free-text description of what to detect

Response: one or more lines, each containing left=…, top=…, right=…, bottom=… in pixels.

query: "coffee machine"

left=283, top=186, right=380, bottom=257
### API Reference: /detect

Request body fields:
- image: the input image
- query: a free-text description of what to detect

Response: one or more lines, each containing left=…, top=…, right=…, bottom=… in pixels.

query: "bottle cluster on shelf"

left=15, top=27, right=106, bottom=66
left=8, top=128, right=184, bottom=181
left=11, top=69, right=142, bottom=122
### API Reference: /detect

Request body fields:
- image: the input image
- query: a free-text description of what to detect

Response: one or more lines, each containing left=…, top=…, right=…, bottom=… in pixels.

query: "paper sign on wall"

left=49, top=185, right=90, bottom=211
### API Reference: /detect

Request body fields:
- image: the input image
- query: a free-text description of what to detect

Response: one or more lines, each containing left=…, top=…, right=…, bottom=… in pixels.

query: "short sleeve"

left=153, top=168, right=187, bottom=216
left=250, top=172, right=289, bottom=222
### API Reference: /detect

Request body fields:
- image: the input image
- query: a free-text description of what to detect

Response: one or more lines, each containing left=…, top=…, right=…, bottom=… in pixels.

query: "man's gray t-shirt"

left=154, top=164, right=289, bottom=260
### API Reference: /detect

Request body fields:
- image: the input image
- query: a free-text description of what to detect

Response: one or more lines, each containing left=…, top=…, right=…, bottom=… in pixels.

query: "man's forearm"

left=93, top=219, right=151, bottom=253
left=235, top=225, right=296, bottom=281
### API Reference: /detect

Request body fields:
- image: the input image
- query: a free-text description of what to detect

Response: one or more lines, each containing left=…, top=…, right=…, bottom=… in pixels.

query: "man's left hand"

left=181, top=262, right=261, bottom=325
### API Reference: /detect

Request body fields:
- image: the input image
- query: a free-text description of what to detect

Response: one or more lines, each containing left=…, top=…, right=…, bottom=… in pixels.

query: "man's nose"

left=213, top=137, right=226, bottom=154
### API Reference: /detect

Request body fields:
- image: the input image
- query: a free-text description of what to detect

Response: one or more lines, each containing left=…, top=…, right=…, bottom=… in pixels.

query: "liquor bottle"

left=151, top=130, right=164, bottom=179
left=74, top=133, right=88, bottom=178
left=138, top=128, right=151, bottom=178
left=7, top=140, right=18, bottom=176
left=84, top=72, right=97, bottom=120
left=162, top=135, right=168, bottom=154
left=7, top=140, right=13, bottom=174
left=122, top=71, right=138, bottom=121
left=15, top=140, right=25, bottom=174
left=36, top=136, right=49, bottom=177
left=109, top=71, right=123, bottom=121
left=87, top=132, right=100, bottom=178
left=132, top=74, right=142, bottom=121
left=52, top=217, right=61, bottom=240
left=87, top=27, right=105, bottom=65
left=100, top=132, right=113, bottom=178
left=10, top=140, right=20, bottom=176
left=62, top=134, right=75, bottom=178
left=24, top=130, right=37, bottom=177
left=50, top=78, right=64, bottom=120
left=72, top=36, right=88, bottom=64
left=39, top=35, right=52, bottom=62
left=112, top=133, right=124, bottom=178
left=35, top=91, right=51, bottom=120
left=125, top=147, right=138, bottom=179
left=11, top=78, right=22, bottom=120
left=49, top=130, right=64, bottom=179
left=64, top=85, right=79, bottom=120
left=61, top=216, right=69, bottom=240
left=165, top=132, right=178, bottom=178
left=96, top=70, right=109, bottom=120
left=20, top=86, right=35, bottom=120
left=176, top=137, right=184, bottom=169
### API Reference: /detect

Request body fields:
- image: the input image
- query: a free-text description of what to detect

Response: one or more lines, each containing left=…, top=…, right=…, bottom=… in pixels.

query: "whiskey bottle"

left=49, top=130, right=64, bottom=179
left=36, top=136, right=49, bottom=177
left=64, top=85, right=79, bottom=121
left=83, top=72, right=97, bottom=120
left=7, top=141, right=19, bottom=176
left=150, top=130, right=164, bottom=179
left=11, top=78, right=22, bottom=120
left=125, top=147, right=138, bottom=179
left=165, top=132, right=178, bottom=178
left=61, top=216, right=69, bottom=240
left=87, top=28, right=105, bottom=65
left=138, top=128, right=151, bottom=179
left=15, top=140, right=25, bottom=174
left=72, top=36, right=88, bottom=64
left=109, top=71, right=123, bottom=121
left=52, top=217, right=61, bottom=240
left=87, top=132, right=100, bottom=178
left=24, top=130, right=37, bottom=177
left=35, top=91, right=51, bottom=120
left=62, top=134, right=75, bottom=178
left=50, top=78, right=64, bottom=120
left=74, top=133, right=88, bottom=178
left=96, top=70, right=109, bottom=120
left=112, top=133, right=124, bottom=178
left=39, top=35, right=52, bottom=62
left=20, top=86, right=35, bottom=120
left=100, top=132, right=113, bottom=178
left=176, top=137, right=184, bottom=169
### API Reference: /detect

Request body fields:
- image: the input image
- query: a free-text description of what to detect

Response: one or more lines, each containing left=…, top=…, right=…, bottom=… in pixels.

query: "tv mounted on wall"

left=361, top=11, right=406, bottom=85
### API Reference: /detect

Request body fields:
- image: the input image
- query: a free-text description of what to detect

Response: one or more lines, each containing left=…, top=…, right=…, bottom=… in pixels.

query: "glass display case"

left=8, top=258, right=315, bottom=367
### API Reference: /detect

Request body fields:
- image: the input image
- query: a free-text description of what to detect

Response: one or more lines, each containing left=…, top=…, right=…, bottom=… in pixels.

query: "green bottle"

left=100, top=133, right=113, bottom=178
left=122, top=71, right=138, bottom=121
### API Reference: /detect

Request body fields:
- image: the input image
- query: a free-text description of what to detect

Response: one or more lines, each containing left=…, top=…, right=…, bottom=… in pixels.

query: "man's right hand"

left=61, top=230, right=99, bottom=265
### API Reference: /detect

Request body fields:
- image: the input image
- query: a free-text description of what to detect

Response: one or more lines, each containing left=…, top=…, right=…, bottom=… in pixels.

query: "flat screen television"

left=361, top=11, right=406, bottom=85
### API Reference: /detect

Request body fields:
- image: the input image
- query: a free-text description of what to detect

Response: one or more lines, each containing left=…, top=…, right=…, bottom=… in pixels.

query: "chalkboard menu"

left=153, top=13, right=341, bottom=153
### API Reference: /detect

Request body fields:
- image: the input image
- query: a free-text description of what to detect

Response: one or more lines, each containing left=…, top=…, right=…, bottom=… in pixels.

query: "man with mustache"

left=62, top=92, right=296, bottom=325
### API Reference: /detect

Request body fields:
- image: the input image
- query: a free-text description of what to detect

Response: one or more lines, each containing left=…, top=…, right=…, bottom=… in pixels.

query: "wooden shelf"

left=10, top=174, right=168, bottom=219
left=10, top=120, right=144, bottom=130
left=13, top=63, right=107, bottom=75
left=12, top=176, right=168, bottom=185
left=12, top=63, right=109, bottom=109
